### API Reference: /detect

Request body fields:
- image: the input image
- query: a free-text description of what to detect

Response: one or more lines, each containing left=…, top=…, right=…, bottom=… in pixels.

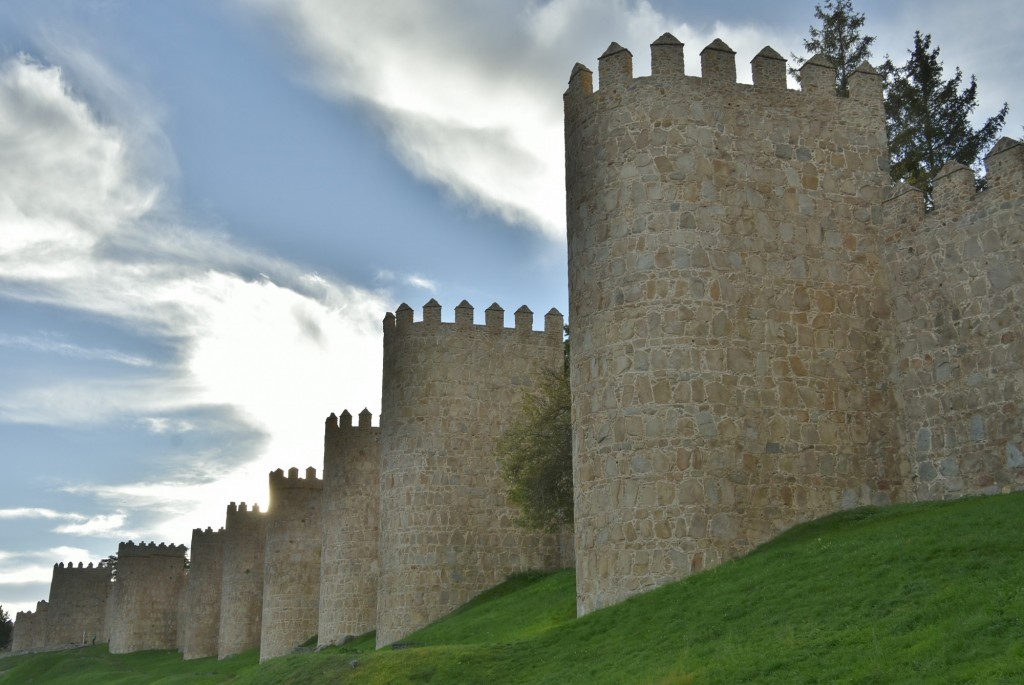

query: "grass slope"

left=3, top=493, right=1022, bottom=684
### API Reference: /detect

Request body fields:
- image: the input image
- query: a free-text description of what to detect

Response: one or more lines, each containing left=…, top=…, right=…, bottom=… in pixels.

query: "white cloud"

left=0, top=53, right=388, bottom=546
left=0, top=508, right=85, bottom=521
left=0, top=333, right=154, bottom=367
left=234, top=1, right=802, bottom=241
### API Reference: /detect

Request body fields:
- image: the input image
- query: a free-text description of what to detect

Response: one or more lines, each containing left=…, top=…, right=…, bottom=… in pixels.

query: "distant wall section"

left=108, top=542, right=187, bottom=654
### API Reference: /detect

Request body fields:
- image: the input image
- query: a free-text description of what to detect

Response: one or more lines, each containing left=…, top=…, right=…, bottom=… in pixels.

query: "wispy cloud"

left=0, top=53, right=387, bottom=546
left=0, top=508, right=85, bottom=521
left=234, top=0, right=799, bottom=241
left=0, top=333, right=154, bottom=367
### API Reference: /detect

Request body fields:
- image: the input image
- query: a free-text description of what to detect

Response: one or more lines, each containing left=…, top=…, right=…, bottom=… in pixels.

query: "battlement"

left=382, top=299, right=563, bottom=339
left=268, top=466, right=322, bottom=490
left=566, top=34, right=882, bottom=104
left=52, top=561, right=109, bottom=575
left=226, top=500, right=262, bottom=515
left=884, top=137, right=1024, bottom=218
left=326, top=407, right=375, bottom=431
left=191, top=526, right=225, bottom=541
left=117, top=541, right=187, bottom=558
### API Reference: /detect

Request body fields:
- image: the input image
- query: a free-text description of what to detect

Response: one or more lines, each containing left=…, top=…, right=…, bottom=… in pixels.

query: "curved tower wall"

left=47, top=562, right=112, bottom=648
left=318, top=409, right=380, bottom=647
left=181, top=527, right=225, bottom=660
left=217, top=501, right=266, bottom=659
left=12, top=611, right=34, bottom=652
left=566, top=37, right=902, bottom=615
left=29, top=601, right=48, bottom=651
left=377, top=299, right=567, bottom=647
left=259, top=467, right=323, bottom=662
left=108, top=542, right=187, bottom=653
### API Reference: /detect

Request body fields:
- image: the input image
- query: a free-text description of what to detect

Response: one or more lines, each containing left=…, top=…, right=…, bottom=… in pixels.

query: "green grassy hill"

left=3, top=493, right=1022, bottom=684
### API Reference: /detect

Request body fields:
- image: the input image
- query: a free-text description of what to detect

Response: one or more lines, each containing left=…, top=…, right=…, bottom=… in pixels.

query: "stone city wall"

left=881, top=139, right=1024, bottom=498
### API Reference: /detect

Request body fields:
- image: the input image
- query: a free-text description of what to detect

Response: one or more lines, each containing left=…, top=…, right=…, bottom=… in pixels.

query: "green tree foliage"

left=0, top=604, right=13, bottom=650
left=881, top=31, right=1008, bottom=195
left=789, top=0, right=875, bottom=95
left=498, top=363, right=572, bottom=533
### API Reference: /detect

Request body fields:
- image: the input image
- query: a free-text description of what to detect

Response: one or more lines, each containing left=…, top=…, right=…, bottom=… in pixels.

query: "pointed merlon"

left=423, top=298, right=442, bottom=324
left=395, top=303, right=413, bottom=327
left=485, top=302, right=504, bottom=329
left=544, top=308, right=565, bottom=337
left=652, top=32, right=685, bottom=78
left=800, top=53, right=837, bottom=93
left=567, top=62, right=594, bottom=96
left=984, top=136, right=1023, bottom=188
left=455, top=299, right=474, bottom=326
left=932, top=161, right=976, bottom=210
left=514, top=305, right=534, bottom=332
left=598, top=42, right=633, bottom=88
left=751, top=46, right=786, bottom=89
left=358, top=407, right=372, bottom=428
left=340, top=409, right=352, bottom=427
left=701, top=38, right=736, bottom=83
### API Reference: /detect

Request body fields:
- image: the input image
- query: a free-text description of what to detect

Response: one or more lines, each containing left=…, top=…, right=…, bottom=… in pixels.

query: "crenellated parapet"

left=319, top=408, right=381, bottom=647
left=881, top=136, right=1024, bottom=500
left=377, top=298, right=570, bottom=647
left=566, top=36, right=899, bottom=616
left=117, top=541, right=188, bottom=558
left=268, top=466, right=322, bottom=492
left=384, top=299, right=563, bottom=341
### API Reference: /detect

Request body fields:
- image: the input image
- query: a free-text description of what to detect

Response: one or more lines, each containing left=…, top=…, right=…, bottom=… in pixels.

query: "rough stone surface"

left=318, top=409, right=380, bottom=647
left=376, top=301, right=570, bottom=647
left=217, top=501, right=266, bottom=659
left=259, top=467, right=323, bottom=661
left=567, top=36, right=904, bottom=615
left=181, top=527, right=225, bottom=660
left=107, top=542, right=187, bottom=654
left=46, top=562, right=112, bottom=648
left=881, top=140, right=1024, bottom=499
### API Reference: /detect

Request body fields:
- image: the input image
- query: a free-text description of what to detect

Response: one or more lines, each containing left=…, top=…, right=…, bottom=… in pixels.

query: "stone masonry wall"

left=29, top=601, right=48, bottom=651
left=259, top=467, right=323, bottom=662
left=46, top=562, right=112, bottom=648
left=376, top=300, right=569, bottom=647
left=12, top=610, right=34, bottom=653
left=318, top=409, right=380, bottom=647
left=566, top=36, right=903, bottom=615
left=107, top=542, right=187, bottom=654
left=882, top=139, right=1024, bottom=498
left=181, top=527, right=225, bottom=660
left=218, top=501, right=266, bottom=659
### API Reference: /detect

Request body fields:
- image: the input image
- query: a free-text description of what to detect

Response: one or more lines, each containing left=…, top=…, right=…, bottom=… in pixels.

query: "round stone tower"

left=565, top=36, right=902, bottom=615
left=217, top=501, right=267, bottom=659
left=318, top=408, right=380, bottom=647
left=181, top=527, right=225, bottom=660
left=259, top=466, right=323, bottom=661
left=376, top=299, right=567, bottom=647
left=108, top=541, right=187, bottom=653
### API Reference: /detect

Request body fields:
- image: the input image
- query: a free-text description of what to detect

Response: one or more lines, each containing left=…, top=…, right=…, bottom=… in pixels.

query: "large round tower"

left=565, top=35, right=902, bottom=615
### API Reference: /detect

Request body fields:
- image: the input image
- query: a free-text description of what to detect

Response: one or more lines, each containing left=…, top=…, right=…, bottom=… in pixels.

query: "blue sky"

left=1, top=0, right=1021, bottom=615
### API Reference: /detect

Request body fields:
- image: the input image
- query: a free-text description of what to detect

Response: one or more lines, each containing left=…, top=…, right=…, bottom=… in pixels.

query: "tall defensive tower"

left=565, top=36, right=903, bottom=614
left=318, top=408, right=380, bottom=647
left=46, top=561, right=112, bottom=647
left=259, top=467, right=323, bottom=661
left=217, top=501, right=266, bottom=659
left=376, top=299, right=568, bottom=646
left=108, top=541, right=187, bottom=653
left=181, top=527, right=225, bottom=659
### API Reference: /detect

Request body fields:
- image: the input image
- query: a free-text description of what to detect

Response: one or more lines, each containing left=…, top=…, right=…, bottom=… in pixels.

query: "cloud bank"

left=0, top=54, right=387, bottom=545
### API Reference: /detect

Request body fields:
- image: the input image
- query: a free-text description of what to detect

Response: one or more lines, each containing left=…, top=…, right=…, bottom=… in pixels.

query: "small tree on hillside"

left=498, top=338, right=572, bottom=533
left=881, top=31, right=1008, bottom=195
left=0, top=604, right=13, bottom=650
left=790, top=0, right=875, bottom=95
